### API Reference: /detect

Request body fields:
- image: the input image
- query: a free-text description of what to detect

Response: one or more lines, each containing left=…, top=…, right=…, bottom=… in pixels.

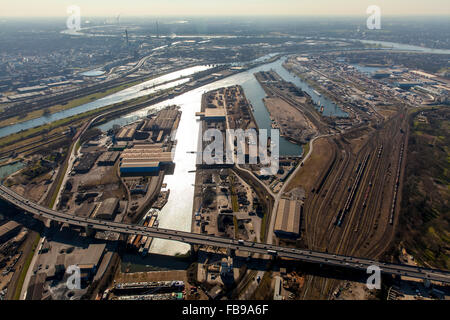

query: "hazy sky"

left=2, top=0, right=450, bottom=17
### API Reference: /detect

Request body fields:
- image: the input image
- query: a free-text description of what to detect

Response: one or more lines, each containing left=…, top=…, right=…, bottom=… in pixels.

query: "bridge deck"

left=1, top=185, right=449, bottom=284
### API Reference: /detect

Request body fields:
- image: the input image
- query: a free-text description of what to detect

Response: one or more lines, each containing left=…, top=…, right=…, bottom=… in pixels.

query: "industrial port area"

left=0, top=3, right=449, bottom=314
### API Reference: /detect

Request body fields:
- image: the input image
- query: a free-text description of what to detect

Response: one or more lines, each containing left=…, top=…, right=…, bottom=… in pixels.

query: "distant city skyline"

left=1, top=0, right=450, bottom=17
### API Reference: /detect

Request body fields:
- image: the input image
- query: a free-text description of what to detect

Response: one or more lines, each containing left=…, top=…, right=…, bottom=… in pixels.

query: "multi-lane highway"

left=1, top=185, right=449, bottom=284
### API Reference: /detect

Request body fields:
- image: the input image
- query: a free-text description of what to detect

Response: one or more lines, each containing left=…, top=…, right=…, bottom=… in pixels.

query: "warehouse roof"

left=143, top=107, right=179, bottom=131
left=74, top=202, right=97, bottom=218
left=97, top=151, right=120, bottom=163
left=274, top=199, right=301, bottom=237
left=17, top=85, right=48, bottom=93
left=205, top=108, right=226, bottom=119
left=122, top=149, right=167, bottom=155
left=0, top=221, right=21, bottom=238
left=95, top=198, right=119, bottom=220
left=121, top=153, right=173, bottom=162
left=65, top=243, right=106, bottom=268
left=131, top=143, right=164, bottom=149
left=120, top=161, right=160, bottom=168
left=117, top=127, right=136, bottom=139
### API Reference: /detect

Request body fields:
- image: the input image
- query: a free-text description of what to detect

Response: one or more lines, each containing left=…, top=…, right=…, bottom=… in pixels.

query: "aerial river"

left=0, top=65, right=210, bottom=138
left=96, top=56, right=346, bottom=257
left=357, top=39, right=450, bottom=55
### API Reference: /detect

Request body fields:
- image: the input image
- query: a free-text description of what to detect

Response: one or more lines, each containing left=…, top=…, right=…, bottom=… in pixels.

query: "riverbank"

left=0, top=62, right=204, bottom=130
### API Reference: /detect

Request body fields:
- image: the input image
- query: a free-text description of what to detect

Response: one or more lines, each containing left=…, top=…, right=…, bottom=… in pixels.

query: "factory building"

left=74, top=152, right=101, bottom=174
left=121, top=153, right=173, bottom=163
left=17, top=85, right=48, bottom=93
left=93, top=198, right=119, bottom=221
left=195, top=108, right=226, bottom=122
left=74, top=202, right=97, bottom=218
left=274, top=199, right=302, bottom=239
left=97, top=151, right=120, bottom=166
left=142, top=107, right=179, bottom=133
left=372, top=71, right=391, bottom=79
left=43, top=243, right=106, bottom=286
left=68, top=243, right=106, bottom=281
left=109, top=141, right=129, bottom=151
left=125, top=143, right=165, bottom=151
left=395, top=81, right=421, bottom=90
left=119, top=144, right=173, bottom=176
left=130, top=183, right=149, bottom=194
left=0, top=221, right=21, bottom=243
left=120, top=161, right=161, bottom=175
left=116, top=127, right=136, bottom=141
left=7, top=91, right=43, bottom=102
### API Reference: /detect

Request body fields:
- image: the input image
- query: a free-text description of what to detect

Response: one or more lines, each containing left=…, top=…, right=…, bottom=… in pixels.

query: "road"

left=19, top=114, right=102, bottom=299
left=267, top=134, right=328, bottom=245
left=1, top=185, right=449, bottom=284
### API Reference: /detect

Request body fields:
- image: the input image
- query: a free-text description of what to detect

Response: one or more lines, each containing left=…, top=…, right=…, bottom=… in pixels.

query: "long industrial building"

left=142, top=107, right=179, bottom=132
left=0, top=221, right=21, bottom=243
left=274, top=199, right=302, bottom=239
left=93, top=198, right=119, bottom=221
left=116, top=127, right=136, bottom=141
left=119, top=144, right=173, bottom=175
left=97, top=151, right=120, bottom=166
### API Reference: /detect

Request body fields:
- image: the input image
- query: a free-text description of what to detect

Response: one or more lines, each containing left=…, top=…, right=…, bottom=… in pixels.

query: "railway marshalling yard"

left=271, top=56, right=414, bottom=299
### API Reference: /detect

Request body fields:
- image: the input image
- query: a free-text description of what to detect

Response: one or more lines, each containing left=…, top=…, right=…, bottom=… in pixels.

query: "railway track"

left=364, top=113, right=408, bottom=259
left=298, top=111, right=410, bottom=299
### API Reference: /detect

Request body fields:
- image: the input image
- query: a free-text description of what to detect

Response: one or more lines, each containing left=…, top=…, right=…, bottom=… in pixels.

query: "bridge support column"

left=85, top=225, right=95, bottom=237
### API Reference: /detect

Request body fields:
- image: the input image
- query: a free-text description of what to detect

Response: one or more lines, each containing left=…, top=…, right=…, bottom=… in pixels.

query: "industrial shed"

left=274, top=199, right=302, bottom=239
left=74, top=202, right=97, bottom=218
left=116, top=126, right=136, bottom=141
left=121, top=152, right=173, bottom=164
left=93, top=198, right=119, bottom=221
left=120, top=161, right=161, bottom=175
left=74, top=152, right=101, bottom=174
left=196, top=108, right=226, bottom=122
left=0, top=221, right=21, bottom=243
left=142, top=107, right=179, bottom=132
left=119, top=144, right=173, bottom=175
left=97, top=152, right=120, bottom=166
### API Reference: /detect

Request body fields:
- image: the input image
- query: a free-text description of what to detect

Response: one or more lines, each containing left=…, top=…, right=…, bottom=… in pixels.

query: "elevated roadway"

left=1, top=185, right=449, bottom=284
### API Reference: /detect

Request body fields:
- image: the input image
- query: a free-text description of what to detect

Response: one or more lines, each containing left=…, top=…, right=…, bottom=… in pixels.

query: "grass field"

left=397, top=107, right=450, bottom=269
left=286, top=137, right=334, bottom=193
left=13, top=233, right=40, bottom=300
left=260, top=212, right=268, bottom=243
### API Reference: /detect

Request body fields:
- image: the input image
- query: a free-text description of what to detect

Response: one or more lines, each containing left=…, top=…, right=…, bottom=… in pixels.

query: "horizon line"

left=1, top=14, right=450, bottom=19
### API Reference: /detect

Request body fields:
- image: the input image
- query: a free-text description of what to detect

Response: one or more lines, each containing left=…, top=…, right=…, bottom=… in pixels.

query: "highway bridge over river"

left=1, top=185, right=449, bottom=284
